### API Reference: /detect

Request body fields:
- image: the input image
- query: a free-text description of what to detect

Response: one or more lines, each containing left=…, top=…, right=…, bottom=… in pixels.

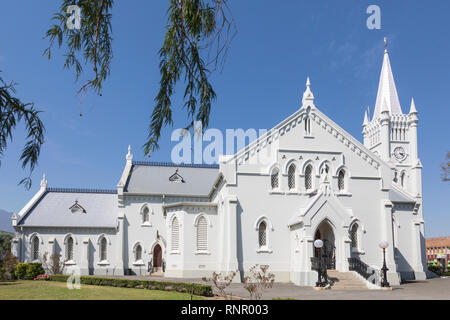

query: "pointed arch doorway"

left=153, top=244, right=162, bottom=270
left=314, top=220, right=336, bottom=270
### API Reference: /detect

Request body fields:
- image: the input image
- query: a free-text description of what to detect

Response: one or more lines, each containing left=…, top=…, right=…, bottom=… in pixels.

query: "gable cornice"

left=226, top=105, right=391, bottom=172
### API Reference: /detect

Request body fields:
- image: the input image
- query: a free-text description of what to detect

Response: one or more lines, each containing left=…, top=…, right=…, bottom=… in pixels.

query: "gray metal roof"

left=18, top=189, right=117, bottom=228
left=124, top=162, right=219, bottom=196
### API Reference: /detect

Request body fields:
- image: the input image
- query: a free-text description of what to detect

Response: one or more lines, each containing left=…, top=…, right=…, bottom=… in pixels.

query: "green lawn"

left=0, top=280, right=204, bottom=300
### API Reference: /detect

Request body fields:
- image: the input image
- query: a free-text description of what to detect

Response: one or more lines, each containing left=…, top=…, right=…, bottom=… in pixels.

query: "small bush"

left=34, top=274, right=50, bottom=281
left=14, top=263, right=28, bottom=280
left=14, top=262, right=45, bottom=280
left=428, top=265, right=442, bottom=274
left=49, top=275, right=213, bottom=297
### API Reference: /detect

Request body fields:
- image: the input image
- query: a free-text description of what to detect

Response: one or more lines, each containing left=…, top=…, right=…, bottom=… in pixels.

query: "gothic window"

left=288, top=164, right=296, bottom=190
left=271, top=167, right=279, bottom=189
left=142, top=206, right=150, bottom=223
left=135, top=244, right=142, bottom=261
left=32, top=236, right=39, bottom=261
left=196, top=216, right=208, bottom=251
left=350, top=224, right=358, bottom=249
left=66, top=236, right=74, bottom=261
left=100, top=237, right=107, bottom=261
left=171, top=217, right=180, bottom=251
left=400, top=171, right=405, bottom=187
left=305, top=164, right=313, bottom=190
left=258, top=221, right=267, bottom=248
left=338, top=170, right=345, bottom=191
left=305, top=117, right=311, bottom=135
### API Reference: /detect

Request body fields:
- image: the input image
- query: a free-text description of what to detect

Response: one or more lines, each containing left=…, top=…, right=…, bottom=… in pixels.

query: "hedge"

left=50, top=275, right=213, bottom=297
left=14, top=262, right=45, bottom=280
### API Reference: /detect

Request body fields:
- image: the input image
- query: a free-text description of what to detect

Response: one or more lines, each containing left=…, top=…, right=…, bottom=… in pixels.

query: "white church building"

left=11, top=43, right=427, bottom=286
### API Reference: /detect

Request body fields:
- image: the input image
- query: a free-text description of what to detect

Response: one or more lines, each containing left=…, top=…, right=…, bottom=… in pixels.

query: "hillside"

left=0, top=209, right=14, bottom=233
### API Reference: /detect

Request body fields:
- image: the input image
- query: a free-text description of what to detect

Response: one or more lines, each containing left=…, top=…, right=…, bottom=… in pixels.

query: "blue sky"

left=0, top=1, right=448, bottom=237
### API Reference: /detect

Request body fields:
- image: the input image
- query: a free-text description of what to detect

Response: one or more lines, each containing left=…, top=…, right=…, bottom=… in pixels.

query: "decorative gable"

left=169, top=169, right=185, bottom=183
left=69, top=201, right=86, bottom=214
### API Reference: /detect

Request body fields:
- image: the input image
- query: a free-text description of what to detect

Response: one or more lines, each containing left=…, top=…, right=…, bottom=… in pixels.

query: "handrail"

left=348, top=257, right=380, bottom=285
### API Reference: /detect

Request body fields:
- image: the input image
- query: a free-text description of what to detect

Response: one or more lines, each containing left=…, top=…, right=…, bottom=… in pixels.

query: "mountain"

left=0, top=209, right=14, bottom=233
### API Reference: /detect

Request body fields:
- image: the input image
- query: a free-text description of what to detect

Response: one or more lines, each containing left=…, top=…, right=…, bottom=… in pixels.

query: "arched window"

left=305, top=117, right=311, bottom=135
left=135, top=244, right=142, bottom=261
left=142, top=206, right=150, bottom=223
left=171, top=217, right=180, bottom=251
left=338, top=170, right=345, bottom=191
left=350, top=224, right=358, bottom=249
left=196, top=216, right=208, bottom=251
left=100, top=237, right=107, bottom=261
left=400, top=171, right=405, bottom=187
left=305, top=165, right=313, bottom=190
left=271, top=168, right=279, bottom=189
left=32, top=236, right=40, bottom=261
left=288, top=164, right=296, bottom=190
left=66, top=236, right=74, bottom=261
left=258, top=221, right=267, bottom=248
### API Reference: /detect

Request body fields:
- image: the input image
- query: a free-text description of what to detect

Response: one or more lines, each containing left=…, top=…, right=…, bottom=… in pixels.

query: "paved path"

left=105, top=275, right=450, bottom=300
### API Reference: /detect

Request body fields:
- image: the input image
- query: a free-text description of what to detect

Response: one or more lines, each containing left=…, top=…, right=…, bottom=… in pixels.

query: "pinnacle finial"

left=409, top=98, right=418, bottom=114
left=40, top=173, right=48, bottom=189
left=126, top=145, right=133, bottom=161
left=302, top=76, right=314, bottom=106
left=381, top=98, right=390, bottom=114
left=363, top=109, right=369, bottom=126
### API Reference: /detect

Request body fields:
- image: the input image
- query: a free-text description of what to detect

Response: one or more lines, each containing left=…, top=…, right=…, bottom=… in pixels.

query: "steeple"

left=372, top=37, right=403, bottom=119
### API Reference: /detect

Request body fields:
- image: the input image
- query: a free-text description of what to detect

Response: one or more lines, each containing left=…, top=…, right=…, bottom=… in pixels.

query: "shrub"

left=14, top=263, right=28, bottom=280
left=34, top=274, right=50, bottom=281
left=49, top=275, right=213, bottom=297
left=14, top=262, right=45, bottom=280
left=0, top=253, right=18, bottom=281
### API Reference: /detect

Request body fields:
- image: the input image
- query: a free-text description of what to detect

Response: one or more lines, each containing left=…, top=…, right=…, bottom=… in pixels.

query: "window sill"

left=256, top=247, right=273, bottom=254
left=304, top=135, right=314, bottom=139
left=170, top=250, right=181, bottom=255
left=336, top=192, right=352, bottom=197
left=141, top=222, right=152, bottom=227
left=97, top=261, right=110, bottom=266
left=195, top=250, right=211, bottom=255
left=352, top=248, right=364, bottom=255
left=286, top=190, right=300, bottom=195
left=133, top=261, right=145, bottom=266
left=304, top=189, right=317, bottom=196
left=64, top=260, right=77, bottom=266
left=269, top=189, right=283, bottom=195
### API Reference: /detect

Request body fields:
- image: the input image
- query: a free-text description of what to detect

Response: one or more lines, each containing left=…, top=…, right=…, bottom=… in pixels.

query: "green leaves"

left=44, top=0, right=113, bottom=96
left=145, top=0, right=235, bottom=155
left=44, top=1, right=235, bottom=157
left=0, top=73, right=45, bottom=189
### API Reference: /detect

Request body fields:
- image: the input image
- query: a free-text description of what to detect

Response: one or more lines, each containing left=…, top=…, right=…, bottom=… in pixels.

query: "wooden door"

left=153, top=244, right=162, bottom=268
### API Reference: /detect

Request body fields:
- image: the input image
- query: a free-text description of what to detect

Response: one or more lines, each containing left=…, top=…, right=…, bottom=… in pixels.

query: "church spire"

left=372, top=37, right=403, bottom=119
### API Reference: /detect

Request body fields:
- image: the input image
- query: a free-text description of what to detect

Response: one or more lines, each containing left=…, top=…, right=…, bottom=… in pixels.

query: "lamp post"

left=379, top=241, right=390, bottom=287
left=314, top=239, right=328, bottom=287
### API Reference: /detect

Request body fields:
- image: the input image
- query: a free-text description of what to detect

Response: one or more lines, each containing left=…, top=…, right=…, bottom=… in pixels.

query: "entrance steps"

left=150, top=267, right=164, bottom=277
left=327, top=270, right=368, bottom=290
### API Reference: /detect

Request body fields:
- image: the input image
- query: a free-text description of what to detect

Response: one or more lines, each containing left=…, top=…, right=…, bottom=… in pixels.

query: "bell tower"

left=362, top=38, right=421, bottom=197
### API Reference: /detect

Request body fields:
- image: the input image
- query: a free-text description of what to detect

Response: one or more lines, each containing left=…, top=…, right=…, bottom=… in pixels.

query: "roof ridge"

left=46, top=187, right=117, bottom=194
left=132, top=161, right=219, bottom=169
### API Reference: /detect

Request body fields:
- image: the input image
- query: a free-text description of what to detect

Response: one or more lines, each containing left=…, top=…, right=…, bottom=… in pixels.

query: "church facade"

left=11, top=45, right=427, bottom=286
